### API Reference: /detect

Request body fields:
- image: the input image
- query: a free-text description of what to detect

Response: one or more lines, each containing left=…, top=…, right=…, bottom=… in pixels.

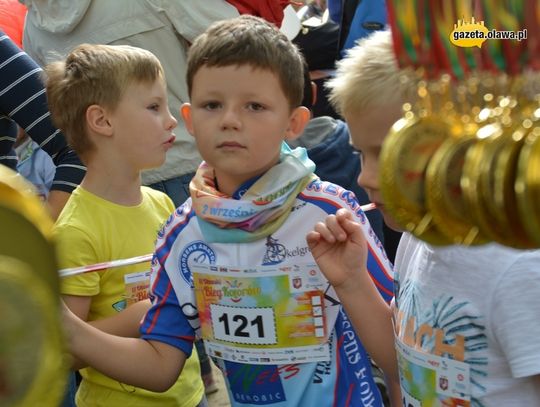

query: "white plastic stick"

left=58, top=204, right=377, bottom=278
left=59, top=254, right=153, bottom=278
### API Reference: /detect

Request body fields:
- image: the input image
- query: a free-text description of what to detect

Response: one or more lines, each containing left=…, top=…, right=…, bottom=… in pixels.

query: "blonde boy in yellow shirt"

left=50, top=44, right=204, bottom=407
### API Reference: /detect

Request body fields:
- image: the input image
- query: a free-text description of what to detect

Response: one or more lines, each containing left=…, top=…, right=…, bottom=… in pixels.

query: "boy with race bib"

left=62, top=16, right=400, bottom=407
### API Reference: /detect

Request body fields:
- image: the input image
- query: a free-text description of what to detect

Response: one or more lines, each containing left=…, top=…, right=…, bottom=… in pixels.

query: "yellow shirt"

left=55, top=186, right=203, bottom=407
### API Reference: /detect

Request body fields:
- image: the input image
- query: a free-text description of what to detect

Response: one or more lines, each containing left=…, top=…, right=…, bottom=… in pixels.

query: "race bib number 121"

left=192, top=263, right=337, bottom=365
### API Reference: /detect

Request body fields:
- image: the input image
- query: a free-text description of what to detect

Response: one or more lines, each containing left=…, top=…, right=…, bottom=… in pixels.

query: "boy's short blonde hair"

left=186, top=15, right=305, bottom=110
left=45, top=44, right=164, bottom=159
left=327, top=30, right=401, bottom=115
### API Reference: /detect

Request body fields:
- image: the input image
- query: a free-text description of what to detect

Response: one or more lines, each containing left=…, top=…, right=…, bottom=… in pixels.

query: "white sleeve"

left=491, top=251, right=540, bottom=378
left=152, top=0, right=239, bottom=42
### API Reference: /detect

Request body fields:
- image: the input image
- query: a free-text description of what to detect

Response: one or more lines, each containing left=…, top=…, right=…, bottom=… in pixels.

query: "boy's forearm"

left=47, top=190, right=71, bottom=220
left=66, top=313, right=186, bottom=392
left=68, top=300, right=151, bottom=370
left=386, top=377, right=403, bottom=407
left=333, top=267, right=399, bottom=382
left=89, top=299, right=151, bottom=337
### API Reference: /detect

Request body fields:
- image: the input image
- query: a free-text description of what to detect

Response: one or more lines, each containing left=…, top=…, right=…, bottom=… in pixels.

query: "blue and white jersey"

left=141, top=179, right=394, bottom=407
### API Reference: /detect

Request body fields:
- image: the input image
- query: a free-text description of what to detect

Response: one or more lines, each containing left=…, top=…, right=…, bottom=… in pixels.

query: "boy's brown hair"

left=186, top=15, right=305, bottom=109
left=45, top=44, right=164, bottom=160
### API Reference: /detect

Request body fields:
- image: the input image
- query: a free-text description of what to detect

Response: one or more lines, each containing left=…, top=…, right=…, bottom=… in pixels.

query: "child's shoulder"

left=155, top=198, right=196, bottom=238
left=141, top=186, right=176, bottom=212
left=141, top=185, right=170, bottom=200
left=53, top=189, right=94, bottom=238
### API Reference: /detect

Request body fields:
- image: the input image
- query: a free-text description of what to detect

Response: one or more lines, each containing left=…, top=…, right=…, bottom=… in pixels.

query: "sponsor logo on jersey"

left=179, top=240, right=216, bottom=288
left=262, top=236, right=310, bottom=266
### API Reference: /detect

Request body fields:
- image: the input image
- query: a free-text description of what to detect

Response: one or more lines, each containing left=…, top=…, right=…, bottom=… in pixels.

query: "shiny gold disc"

left=493, top=125, right=537, bottom=248
left=425, top=135, right=488, bottom=245
left=0, top=165, right=68, bottom=406
left=515, top=127, right=540, bottom=245
left=461, top=124, right=508, bottom=243
left=380, top=115, right=452, bottom=245
left=0, top=256, right=67, bottom=407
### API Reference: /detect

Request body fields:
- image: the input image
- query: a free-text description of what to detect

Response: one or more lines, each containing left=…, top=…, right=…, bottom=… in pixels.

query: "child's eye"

left=358, top=151, right=364, bottom=167
left=350, top=144, right=363, bottom=163
left=247, top=102, right=265, bottom=112
left=148, top=104, right=159, bottom=111
left=349, top=143, right=361, bottom=154
left=203, top=101, right=221, bottom=110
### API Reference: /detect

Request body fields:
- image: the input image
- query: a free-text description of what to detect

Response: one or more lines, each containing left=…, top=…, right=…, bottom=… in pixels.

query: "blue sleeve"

left=0, top=31, right=85, bottom=192
left=328, top=0, right=343, bottom=24
left=300, top=181, right=394, bottom=303
left=140, top=260, right=196, bottom=357
left=365, top=241, right=394, bottom=303
left=347, top=187, right=394, bottom=303
left=341, top=0, right=387, bottom=57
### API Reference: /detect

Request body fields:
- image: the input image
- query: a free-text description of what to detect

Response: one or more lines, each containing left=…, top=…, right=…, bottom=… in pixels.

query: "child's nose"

left=220, top=107, right=241, bottom=130
left=357, top=164, right=378, bottom=192
left=165, top=111, right=177, bottom=131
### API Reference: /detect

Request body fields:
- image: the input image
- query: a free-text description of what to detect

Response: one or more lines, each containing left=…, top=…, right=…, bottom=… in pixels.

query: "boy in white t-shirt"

left=308, top=29, right=540, bottom=406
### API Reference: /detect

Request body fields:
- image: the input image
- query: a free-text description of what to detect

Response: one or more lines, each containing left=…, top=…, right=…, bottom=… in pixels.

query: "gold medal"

left=493, top=122, right=536, bottom=248
left=380, top=114, right=452, bottom=245
left=515, top=126, right=540, bottom=245
left=0, top=166, right=58, bottom=294
left=425, top=135, right=488, bottom=245
left=0, top=165, right=54, bottom=242
left=461, top=123, right=506, bottom=243
left=462, top=118, right=533, bottom=248
left=0, top=165, right=68, bottom=406
left=0, top=256, right=67, bottom=407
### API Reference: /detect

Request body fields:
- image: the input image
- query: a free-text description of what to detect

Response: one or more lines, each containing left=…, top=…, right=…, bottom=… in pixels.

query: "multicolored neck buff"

left=190, top=142, right=317, bottom=243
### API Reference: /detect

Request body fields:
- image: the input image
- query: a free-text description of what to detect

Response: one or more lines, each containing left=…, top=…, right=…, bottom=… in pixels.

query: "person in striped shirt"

left=0, top=30, right=85, bottom=218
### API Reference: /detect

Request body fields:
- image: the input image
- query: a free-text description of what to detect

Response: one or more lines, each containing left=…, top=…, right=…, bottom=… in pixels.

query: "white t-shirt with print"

left=394, top=233, right=540, bottom=406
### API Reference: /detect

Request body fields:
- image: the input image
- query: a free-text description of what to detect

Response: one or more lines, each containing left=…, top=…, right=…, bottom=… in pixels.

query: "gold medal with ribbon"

left=0, top=165, right=68, bottom=406
left=384, top=0, right=540, bottom=249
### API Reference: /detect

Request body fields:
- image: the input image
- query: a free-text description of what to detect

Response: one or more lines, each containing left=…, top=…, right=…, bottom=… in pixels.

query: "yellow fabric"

left=54, top=186, right=204, bottom=407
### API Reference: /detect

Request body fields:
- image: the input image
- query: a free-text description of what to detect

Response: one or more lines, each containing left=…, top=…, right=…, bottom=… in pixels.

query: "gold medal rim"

left=0, top=256, right=67, bottom=407
left=380, top=116, right=452, bottom=245
left=493, top=128, right=537, bottom=248
left=0, top=165, right=54, bottom=241
left=0, top=165, right=60, bottom=296
left=515, top=128, right=540, bottom=244
left=477, top=133, right=518, bottom=244
left=425, top=136, right=488, bottom=245
left=461, top=132, right=506, bottom=242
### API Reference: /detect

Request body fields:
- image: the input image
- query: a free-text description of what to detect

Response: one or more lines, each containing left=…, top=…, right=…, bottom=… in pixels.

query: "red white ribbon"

left=59, top=254, right=153, bottom=278
left=58, top=203, right=378, bottom=278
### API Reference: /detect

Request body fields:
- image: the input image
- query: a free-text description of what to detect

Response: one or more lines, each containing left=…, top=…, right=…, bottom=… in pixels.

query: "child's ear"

left=284, top=106, right=310, bottom=141
left=86, top=105, right=113, bottom=137
left=180, top=103, right=195, bottom=137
